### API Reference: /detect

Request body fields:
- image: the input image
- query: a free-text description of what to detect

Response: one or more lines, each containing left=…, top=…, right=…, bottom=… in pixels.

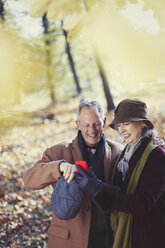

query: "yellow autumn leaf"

left=47, top=0, right=82, bottom=20
left=40, top=233, right=46, bottom=239
left=129, top=0, right=138, bottom=3
left=84, top=0, right=101, bottom=10
left=67, top=14, right=87, bottom=41
left=114, top=0, right=126, bottom=8
left=44, top=197, right=50, bottom=204
left=27, top=0, right=51, bottom=17
left=27, top=0, right=83, bottom=20
left=61, top=13, right=84, bottom=31
left=143, top=0, right=165, bottom=28
left=6, top=172, right=12, bottom=179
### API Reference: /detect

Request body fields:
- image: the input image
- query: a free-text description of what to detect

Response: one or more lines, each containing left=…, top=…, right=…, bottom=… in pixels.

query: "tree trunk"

left=95, top=57, right=115, bottom=112
left=83, top=1, right=115, bottom=112
left=61, top=22, right=83, bottom=101
left=0, top=0, right=5, bottom=20
left=42, top=13, right=55, bottom=104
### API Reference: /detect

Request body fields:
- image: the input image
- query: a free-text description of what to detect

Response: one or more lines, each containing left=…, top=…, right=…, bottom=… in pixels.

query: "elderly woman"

left=75, top=99, right=165, bottom=248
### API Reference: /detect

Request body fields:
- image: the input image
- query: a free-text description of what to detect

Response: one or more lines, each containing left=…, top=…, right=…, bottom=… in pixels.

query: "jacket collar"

left=104, top=142, right=113, bottom=182
left=71, top=135, right=112, bottom=183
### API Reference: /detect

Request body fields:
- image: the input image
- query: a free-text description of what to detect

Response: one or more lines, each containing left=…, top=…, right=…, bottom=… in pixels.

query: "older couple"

left=24, top=99, right=165, bottom=248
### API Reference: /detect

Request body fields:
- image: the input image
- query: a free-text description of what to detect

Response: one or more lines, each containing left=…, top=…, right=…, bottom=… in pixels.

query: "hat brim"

left=109, top=117, right=154, bottom=130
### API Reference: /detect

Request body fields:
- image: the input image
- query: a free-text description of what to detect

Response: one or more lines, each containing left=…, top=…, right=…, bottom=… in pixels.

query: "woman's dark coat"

left=94, top=136, right=165, bottom=248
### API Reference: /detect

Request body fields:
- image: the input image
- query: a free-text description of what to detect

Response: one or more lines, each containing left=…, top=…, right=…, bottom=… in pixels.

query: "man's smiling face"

left=76, top=107, right=106, bottom=147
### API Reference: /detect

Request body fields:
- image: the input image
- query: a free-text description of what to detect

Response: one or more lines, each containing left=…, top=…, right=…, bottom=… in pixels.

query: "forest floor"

left=0, top=100, right=80, bottom=248
left=0, top=96, right=165, bottom=248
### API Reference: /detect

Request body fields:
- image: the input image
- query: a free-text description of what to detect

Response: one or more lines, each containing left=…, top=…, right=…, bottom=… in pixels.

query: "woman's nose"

left=119, top=124, right=125, bottom=133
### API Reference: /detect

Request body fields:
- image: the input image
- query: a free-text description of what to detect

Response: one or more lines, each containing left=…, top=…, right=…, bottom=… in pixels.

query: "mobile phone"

left=75, top=161, right=88, bottom=174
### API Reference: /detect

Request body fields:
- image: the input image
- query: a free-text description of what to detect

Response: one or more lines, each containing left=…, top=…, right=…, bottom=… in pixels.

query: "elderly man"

left=23, top=100, right=122, bottom=248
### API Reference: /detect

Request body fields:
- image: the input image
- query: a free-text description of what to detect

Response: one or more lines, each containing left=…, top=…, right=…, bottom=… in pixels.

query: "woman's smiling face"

left=116, top=121, right=144, bottom=145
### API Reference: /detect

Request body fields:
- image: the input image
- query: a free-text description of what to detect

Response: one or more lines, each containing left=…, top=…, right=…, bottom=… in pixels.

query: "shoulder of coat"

left=49, top=136, right=78, bottom=151
left=49, top=140, right=73, bottom=151
left=105, top=139, right=124, bottom=153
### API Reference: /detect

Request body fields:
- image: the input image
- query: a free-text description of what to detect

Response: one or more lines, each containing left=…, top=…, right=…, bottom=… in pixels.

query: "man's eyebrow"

left=83, top=122, right=101, bottom=125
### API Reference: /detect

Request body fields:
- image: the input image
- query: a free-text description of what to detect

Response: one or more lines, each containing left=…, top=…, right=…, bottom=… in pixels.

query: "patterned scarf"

left=117, top=138, right=142, bottom=181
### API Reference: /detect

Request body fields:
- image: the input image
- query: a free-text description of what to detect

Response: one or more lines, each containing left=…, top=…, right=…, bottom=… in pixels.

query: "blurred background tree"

left=0, top=0, right=165, bottom=128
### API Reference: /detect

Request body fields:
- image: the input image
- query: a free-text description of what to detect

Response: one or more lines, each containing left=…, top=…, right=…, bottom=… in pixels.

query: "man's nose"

left=89, top=125, right=96, bottom=132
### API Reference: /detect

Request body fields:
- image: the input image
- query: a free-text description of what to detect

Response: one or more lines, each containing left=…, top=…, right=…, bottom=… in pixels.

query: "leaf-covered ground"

left=0, top=102, right=79, bottom=248
left=0, top=97, right=165, bottom=248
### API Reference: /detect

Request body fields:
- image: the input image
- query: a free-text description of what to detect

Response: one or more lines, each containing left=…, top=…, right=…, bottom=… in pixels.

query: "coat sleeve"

left=114, top=147, right=165, bottom=216
left=23, top=144, right=69, bottom=190
left=93, top=183, right=122, bottom=213
left=93, top=147, right=165, bottom=216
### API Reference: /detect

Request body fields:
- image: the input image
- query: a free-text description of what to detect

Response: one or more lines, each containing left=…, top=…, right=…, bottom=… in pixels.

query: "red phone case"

left=75, top=161, right=88, bottom=174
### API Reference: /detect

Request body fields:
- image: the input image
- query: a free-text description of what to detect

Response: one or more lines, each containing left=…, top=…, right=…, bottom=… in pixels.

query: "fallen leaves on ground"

left=0, top=103, right=78, bottom=248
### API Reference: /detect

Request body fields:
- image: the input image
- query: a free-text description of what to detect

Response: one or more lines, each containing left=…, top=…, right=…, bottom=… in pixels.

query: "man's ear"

left=75, top=120, right=80, bottom=130
left=103, top=117, right=106, bottom=128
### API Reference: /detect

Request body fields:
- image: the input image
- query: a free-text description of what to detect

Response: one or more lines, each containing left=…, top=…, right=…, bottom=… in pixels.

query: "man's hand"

left=75, top=165, right=101, bottom=197
left=60, top=162, right=76, bottom=183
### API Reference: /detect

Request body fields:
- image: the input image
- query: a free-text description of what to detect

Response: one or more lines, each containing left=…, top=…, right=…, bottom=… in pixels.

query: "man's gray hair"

left=77, top=100, right=105, bottom=122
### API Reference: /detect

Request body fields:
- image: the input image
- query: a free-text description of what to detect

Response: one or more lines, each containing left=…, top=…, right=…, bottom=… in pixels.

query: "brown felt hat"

left=109, top=99, right=154, bottom=130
